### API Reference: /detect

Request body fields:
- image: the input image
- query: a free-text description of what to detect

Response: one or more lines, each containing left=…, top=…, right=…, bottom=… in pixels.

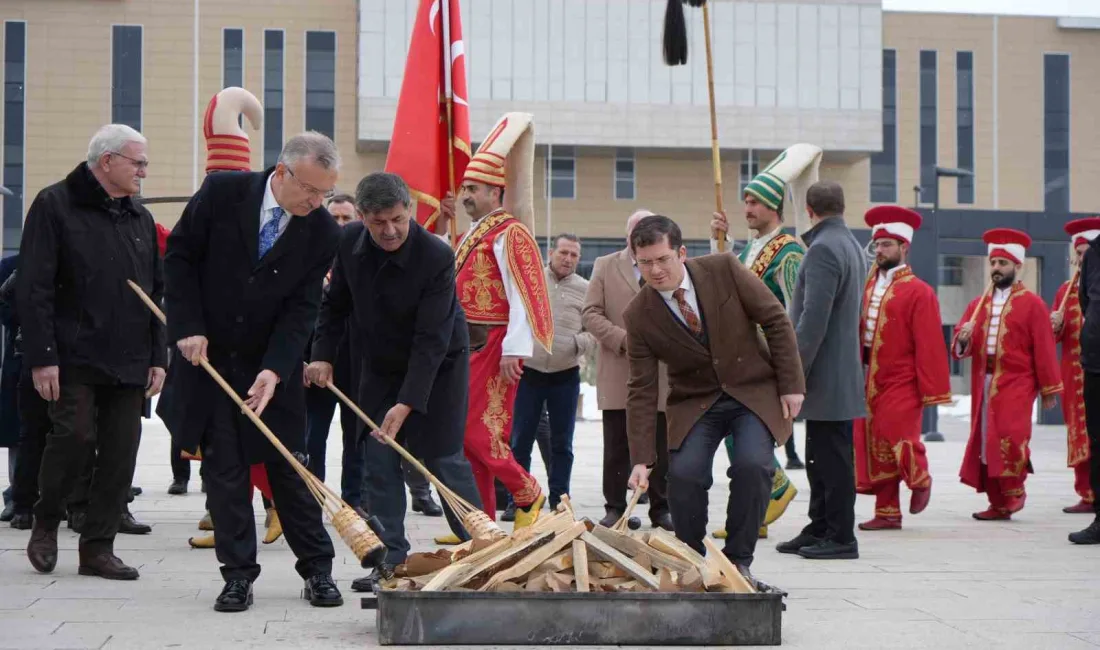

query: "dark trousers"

left=1083, top=372, right=1100, bottom=516
left=403, top=458, right=431, bottom=500
left=35, top=382, right=144, bottom=552
left=784, top=435, right=800, bottom=462
left=360, top=435, right=480, bottom=564
left=602, top=409, right=669, bottom=519
left=203, top=396, right=334, bottom=582
left=668, top=395, right=773, bottom=566
left=801, top=419, right=857, bottom=544
left=304, top=383, right=360, bottom=491
left=511, top=367, right=580, bottom=508
left=170, top=440, right=191, bottom=481
left=11, top=373, right=49, bottom=514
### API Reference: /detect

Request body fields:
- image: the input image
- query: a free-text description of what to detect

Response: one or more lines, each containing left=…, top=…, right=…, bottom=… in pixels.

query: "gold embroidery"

left=750, top=234, right=799, bottom=278
left=922, top=392, right=953, bottom=406
left=460, top=250, right=506, bottom=315
left=455, top=209, right=510, bottom=270
left=481, top=376, right=511, bottom=459
left=513, top=473, right=541, bottom=507
left=876, top=506, right=902, bottom=517
left=503, top=224, right=555, bottom=353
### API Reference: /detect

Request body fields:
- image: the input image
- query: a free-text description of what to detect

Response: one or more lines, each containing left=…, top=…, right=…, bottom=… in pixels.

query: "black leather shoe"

left=167, top=479, right=188, bottom=495
left=119, top=508, right=152, bottom=535
left=500, top=502, right=517, bottom=522
left=412, top=495, right=444, bottom=517
left=78, top=550, right=140, bottom=580
left=797, top=539, right=859, bottom=560
left=11, top=513, right=33, bottom=530
left=303, top=573, right=343, bottom=607
left=598, top=509, right=623, bottom=528
left=776, top=533, right=822, bottom=555
left=650, top=512, right=674, bottom=531
left=214, top=579, right=253, bottom=612
left=27, top=523, right=59, bottom=573
left=351, top=564, right=396, bottom=592
left=0, top=502, right=14, bottom=522
left=130, top=486, right=143, bottom=497
left=785, top=457, right=806, bottom=470
left=1069, top=518, right=1100, bottom=545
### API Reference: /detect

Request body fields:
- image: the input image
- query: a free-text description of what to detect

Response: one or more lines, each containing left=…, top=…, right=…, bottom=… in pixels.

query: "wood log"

left=658, top=567, right=679, bottom=593
left=703, top=537, right=756, bottom=594
left=579, top=532, right=660, bottom=591
left=572, top=540, right=590, bottom=593
left=532, top=551, right=573, bottom=575
left=457, top=530, right=557, bottom=589
left=480, top=522, right=586, bottom=591
left=648, top=531, right=723, bottom=589
left=590, top=526, right=693, bottom=573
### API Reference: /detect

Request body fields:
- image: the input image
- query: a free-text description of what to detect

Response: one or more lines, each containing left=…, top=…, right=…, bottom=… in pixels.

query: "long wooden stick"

left=966, top=282, right=994, bottom=328
left=128, top=281, right=323, bottom=488
left=701, top=3, right=726, bottom=252
left=612, top=486, right=646, bottom=532
left=1057, top=267, right=1080, bottom=317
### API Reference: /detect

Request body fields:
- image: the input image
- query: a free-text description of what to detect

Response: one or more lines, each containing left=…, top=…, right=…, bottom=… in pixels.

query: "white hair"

left=626, top=209, right=656, bottom=234
left=87, top=124, right=147, bottom=168
left=279, top=131, right=341, bottom=171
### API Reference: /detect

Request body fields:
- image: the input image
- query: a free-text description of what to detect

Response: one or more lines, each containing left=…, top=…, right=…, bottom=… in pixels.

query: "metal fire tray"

left=361, top=589, right=784, bottom=646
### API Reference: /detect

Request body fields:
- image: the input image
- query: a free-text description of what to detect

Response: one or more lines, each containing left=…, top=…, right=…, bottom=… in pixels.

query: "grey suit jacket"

left=789, top=216, right=868, bottom=421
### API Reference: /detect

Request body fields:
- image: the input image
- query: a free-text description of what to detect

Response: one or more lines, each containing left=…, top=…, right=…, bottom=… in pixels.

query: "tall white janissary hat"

left=463, top=112, right=536, bottom=231
left=203, top=86, right=263, bottom=173
left=743, top=143, right=824, bottom=235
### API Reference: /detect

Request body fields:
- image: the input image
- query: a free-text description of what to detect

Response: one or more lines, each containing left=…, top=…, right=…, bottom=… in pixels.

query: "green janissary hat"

left=742, top=144, right=824, bottom=234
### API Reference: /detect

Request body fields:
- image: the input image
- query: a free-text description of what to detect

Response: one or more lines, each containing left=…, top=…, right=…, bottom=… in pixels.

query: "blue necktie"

left=259, top=207, right=283, bottom=258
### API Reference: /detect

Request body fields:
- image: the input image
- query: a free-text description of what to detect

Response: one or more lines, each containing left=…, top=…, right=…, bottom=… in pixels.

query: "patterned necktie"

left=673, top=288, right=702, bottom=336
left=638, top=275, right=646, bottom=289
left=259, top=207, right=283, bottom=258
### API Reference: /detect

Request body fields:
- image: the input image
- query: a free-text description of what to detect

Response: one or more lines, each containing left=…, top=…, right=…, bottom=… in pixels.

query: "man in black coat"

left=17, top=124, right=166, bottom=580
left=157, top=132, right=343, bottom=612
left=1072, top=234, right=1100, bottom=545
left=307, top=172, right=483, bottom=590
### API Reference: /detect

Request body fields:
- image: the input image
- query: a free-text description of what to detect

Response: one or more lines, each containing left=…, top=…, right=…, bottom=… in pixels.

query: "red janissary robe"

left=952, top=283, right=1062, bottom=494
left=1054, top=280, right=1094, bottom=502
left=855, top=267, right=952, bottom=516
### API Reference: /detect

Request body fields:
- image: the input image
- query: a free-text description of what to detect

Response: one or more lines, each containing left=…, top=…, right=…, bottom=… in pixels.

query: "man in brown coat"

left=625, top=215, right=805, bottom=579
left=583, top=210, right=673, bottom=530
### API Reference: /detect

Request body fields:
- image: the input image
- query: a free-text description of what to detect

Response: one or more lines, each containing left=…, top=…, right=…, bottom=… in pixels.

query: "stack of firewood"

left=382, top=498, right=756, bottom=594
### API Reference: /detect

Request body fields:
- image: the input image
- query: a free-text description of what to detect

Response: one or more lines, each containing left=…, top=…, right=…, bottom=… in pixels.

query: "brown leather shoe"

left=78, top=550, right=139, bottom=580
left=27, top=523, right=59, bottom=573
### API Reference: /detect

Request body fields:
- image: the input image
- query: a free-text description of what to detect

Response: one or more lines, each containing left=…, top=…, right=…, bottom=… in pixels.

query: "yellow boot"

left=188, top=532, right=215, bottom=548
left=758, top=525, right=768, bottom=539
left=513, top=494, right=545, bottom=531
left=262, top=508, right=283, bottom=544
left=711, top=528, right=727, bottom=539
left=765, top=484, right=798, bottom=526
left=434, top=533, right=462, bottom=545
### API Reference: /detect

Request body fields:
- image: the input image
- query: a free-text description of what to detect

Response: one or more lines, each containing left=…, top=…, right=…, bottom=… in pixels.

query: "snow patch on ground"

left=938, top=393, right=1038, bottom=423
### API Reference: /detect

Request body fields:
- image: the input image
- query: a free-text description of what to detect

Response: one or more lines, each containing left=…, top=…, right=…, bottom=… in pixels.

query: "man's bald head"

left=627, top=209, right=656, bottom=237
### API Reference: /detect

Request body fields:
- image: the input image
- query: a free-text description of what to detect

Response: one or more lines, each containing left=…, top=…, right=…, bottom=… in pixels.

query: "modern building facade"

left=2, top=0, right=1098, bottom=410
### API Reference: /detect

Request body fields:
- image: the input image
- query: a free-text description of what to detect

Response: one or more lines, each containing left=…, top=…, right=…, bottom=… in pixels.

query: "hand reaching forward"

left=245, top=369, right=280, bottom=417
left=627, top=464, right=651, bottom=492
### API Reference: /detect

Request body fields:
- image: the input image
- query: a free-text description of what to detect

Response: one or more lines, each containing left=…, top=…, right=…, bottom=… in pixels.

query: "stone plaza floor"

left=1, top=410, right=1099, bottom=649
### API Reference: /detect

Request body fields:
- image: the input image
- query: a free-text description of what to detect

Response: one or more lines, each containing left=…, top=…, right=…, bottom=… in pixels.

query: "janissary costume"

left=453, top=112, right=554, bottom=527
left=185, top=87, right=282, bottom=548
left=952, top=228, right=1062, bottom=520
left=1054, top=217, right=1100, bottom=513
left=854, top=207, right=951, bottom=530
left=714, top=143, right=822, bottom=541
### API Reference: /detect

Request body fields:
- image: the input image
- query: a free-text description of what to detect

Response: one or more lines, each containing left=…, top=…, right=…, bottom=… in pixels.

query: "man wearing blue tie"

left=157, top=132, right=343, bottom=613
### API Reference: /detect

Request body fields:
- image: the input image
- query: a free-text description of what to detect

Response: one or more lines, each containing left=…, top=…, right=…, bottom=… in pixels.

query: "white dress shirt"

left=259, top=174, right=291, bottom=239
left=457, top=213, right=535, bottom=359
left=863, top=264, right=907, bottom=347
left=658, top=269, right=701, bottom=329
left=985, top=286, right=1011, bottom=362
left=741, top=227, right=784, bottom=268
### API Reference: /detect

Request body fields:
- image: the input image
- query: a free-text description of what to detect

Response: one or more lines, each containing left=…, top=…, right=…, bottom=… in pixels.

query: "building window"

left=3, top=21, right=26, bottom=255
left=1044, top=53, right=1070, bottom=214
left=919, top=50, right=937, bottom=206
left=956, top=52, right=974, bottom=205
left=614, top=148, right=635, bottom=200
left=547, top=146, right=575, bottom=200
left=305, top=31, right=336, bottom=139
left=939, top=254, right=963, bottom=287
left=739, top=150, right=759, bottom=196
left=223, top=29, right=243, bottom=88
left=871, top=49, right=897, bottom=203
left=263, top=30, right=284, bottom=169
left=111, top=25, right=142, bottom=132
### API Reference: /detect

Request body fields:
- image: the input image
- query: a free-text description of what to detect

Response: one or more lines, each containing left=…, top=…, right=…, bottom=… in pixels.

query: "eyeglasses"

left=109, top=151, right=149, bottom=170
left=636, top=254, right=679, bottom=269
left=285, top=166, right=335, bottom=200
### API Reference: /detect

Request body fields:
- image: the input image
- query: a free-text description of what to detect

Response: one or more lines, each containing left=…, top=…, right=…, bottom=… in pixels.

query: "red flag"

left=384, top=0, right=471, bottom=234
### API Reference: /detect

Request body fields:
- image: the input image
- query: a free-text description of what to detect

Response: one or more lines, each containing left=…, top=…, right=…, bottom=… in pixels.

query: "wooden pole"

left=1057, top=267, right=1080, bottom=317
left=442, top=0, right=458, bottom=248
left=701, top=3, right=726, bottom=252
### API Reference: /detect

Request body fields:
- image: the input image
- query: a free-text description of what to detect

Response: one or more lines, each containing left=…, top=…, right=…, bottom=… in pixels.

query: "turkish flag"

left=384, top=0, right=470, bottom=234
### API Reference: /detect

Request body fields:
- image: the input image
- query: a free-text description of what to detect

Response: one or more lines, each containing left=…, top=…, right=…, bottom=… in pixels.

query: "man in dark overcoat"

left=157, top=132, right=343, bottom=613
left=308, top=172, right=482, bottom=590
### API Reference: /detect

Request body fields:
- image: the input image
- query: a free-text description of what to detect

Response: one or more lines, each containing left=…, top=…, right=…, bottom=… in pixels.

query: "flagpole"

left=442, top=0, right=458, bottom=248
